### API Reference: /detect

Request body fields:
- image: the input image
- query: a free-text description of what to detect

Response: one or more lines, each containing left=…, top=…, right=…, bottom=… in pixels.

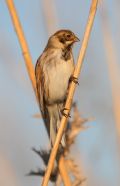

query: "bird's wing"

left=35, top=57, right=50, bottom=136
left=35, top=58, right=45, bottom=116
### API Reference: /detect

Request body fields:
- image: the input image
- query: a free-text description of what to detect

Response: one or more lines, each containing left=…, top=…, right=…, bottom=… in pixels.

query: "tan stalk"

left=41, top=0, right=98, bottom=186
left=100, top=3, right=120, bottom=139
left=6, top=0, right=36, bottom=94
left=42, top=0, right=72, bottom=185
left=58, top=156, right=72, bottom=186
left=6, top=0, right=71, bottom=185
left=42, top=0, right=58, bottom=36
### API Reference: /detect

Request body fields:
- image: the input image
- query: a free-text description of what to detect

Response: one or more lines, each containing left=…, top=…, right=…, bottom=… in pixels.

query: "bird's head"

left=47, top=29, right=80, bottom=49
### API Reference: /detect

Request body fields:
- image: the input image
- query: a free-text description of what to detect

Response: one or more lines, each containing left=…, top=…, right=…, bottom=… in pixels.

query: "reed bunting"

left=35, top=30, right=79, bottom=148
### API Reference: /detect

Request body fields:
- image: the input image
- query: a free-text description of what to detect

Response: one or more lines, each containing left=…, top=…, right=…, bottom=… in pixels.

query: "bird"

left=35, top=29, right=79, bottom=148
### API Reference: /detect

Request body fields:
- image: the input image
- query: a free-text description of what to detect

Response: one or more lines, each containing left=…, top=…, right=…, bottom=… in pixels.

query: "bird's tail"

left=43, top=103, right=66, bottom=172
left=47, top=104, right=66, bottom=148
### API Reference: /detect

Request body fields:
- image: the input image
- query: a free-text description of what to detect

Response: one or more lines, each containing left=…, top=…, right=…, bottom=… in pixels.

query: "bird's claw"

left=61, top=108, right=71, bottom=118
left=70, top=76, right=79, bottom=85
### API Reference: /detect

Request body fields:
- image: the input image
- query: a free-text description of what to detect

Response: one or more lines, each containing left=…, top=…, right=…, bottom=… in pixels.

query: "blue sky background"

left=0, top=1, right=120, bottom=186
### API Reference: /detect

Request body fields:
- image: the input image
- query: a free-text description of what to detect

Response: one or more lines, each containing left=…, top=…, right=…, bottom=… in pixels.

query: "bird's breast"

left=44, top=52, right=74, bottom=104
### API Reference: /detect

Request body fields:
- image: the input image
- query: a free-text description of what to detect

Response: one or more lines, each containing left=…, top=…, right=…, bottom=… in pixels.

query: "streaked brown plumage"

left=35, top=30, right=79, bottom=148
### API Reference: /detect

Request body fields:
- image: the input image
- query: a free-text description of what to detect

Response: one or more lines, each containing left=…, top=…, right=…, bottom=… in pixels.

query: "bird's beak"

left=74, top=36, right=80, bottom=42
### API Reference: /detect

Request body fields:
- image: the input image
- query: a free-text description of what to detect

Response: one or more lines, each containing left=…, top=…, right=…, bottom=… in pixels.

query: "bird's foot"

left=70, top=76, right=79, bottom=85
left=61, top=108, right=71, bottom=118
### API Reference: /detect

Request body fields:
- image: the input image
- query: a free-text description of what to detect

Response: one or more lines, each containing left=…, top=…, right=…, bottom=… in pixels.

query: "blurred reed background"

left=0, top=0, right=120, bottom=186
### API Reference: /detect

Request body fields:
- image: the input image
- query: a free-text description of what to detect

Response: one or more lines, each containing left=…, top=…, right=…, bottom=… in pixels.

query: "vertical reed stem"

left=6, top=0, right=72, bottom=185
left=6, top=0, right=36, bottom=94
left=41, top=1, right=98, bottom=186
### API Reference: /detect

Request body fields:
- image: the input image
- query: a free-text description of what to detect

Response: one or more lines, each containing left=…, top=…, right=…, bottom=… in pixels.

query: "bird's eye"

left=66, top=34, right=71, bottom=38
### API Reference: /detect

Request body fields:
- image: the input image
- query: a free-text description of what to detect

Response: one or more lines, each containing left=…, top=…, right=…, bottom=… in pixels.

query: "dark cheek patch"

left=59, top=37, right=66, bottom=44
